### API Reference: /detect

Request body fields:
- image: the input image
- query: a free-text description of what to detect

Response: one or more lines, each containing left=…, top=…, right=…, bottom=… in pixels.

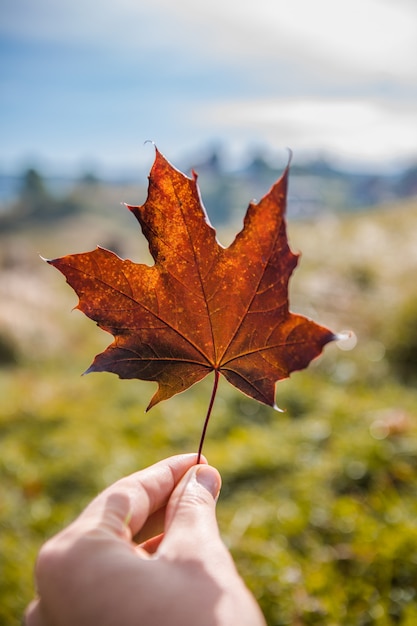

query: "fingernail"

left=195, top=466, right=221, bottom=500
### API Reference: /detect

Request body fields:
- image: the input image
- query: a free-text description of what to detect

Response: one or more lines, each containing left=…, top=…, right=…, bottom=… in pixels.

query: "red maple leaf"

left=48, top=149, right=336, bottom=458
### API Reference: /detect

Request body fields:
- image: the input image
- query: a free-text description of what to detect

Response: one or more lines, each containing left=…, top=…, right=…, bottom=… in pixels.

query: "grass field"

left=1, top=193, right=417, bottom=624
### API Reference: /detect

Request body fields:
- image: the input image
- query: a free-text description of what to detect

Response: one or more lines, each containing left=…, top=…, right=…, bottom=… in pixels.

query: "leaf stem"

left=197, top=369, right=220, bottom=464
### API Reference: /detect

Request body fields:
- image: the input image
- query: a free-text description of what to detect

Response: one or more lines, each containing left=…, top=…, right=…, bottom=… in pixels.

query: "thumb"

left=159, top=464, right=222, bottom=559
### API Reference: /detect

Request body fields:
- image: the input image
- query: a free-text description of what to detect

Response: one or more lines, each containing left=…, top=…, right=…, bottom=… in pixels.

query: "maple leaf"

left=48, top=148, right=336, bottom=455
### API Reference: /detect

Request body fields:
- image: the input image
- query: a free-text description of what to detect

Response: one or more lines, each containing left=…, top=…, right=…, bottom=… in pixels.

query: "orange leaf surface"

left=48, top=149, right=336, bottom=411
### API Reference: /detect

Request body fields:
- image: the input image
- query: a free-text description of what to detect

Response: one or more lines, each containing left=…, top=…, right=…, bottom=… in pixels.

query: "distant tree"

left=0, top=168, right=81, bottom=229
left=21, top=168, right=47, bottom=197
left=14, top=168, right=54, bottom=219
left=79, top=172, right=100, bottom=187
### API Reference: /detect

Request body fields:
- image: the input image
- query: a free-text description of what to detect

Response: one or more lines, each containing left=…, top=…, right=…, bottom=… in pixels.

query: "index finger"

left=77, top=453, right=204, bottom=538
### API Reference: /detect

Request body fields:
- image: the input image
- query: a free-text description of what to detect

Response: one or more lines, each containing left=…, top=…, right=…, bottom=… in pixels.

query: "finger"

left=78, top=453, right=204, bottom=538
left=24, top=599, right=49, bottom=626
left=134, top=455, right=209, bottom=542
left=132, top=506, right=166, bottom=544
left=158, top=464, right=223, bottom=560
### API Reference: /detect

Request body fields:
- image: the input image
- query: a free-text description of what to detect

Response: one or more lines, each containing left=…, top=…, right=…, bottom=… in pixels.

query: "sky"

left=1, top=0, right=417, bottom=176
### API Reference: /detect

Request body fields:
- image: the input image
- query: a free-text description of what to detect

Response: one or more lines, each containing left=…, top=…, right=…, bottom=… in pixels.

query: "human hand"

left=25, top=453, right=266, bottom=626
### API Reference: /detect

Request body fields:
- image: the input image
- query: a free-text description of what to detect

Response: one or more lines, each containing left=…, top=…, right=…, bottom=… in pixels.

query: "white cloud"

left=3, top=0, right=416, bottom=82
left=155, top=0, right=417, bottom=82
left=204, top=97, right=417, bottom=167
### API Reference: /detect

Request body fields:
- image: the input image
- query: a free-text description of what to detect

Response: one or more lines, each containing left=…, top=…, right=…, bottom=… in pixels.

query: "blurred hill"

left=1, top=149, right=416, bottom=231
left=189, top=150, right=417, bottom=223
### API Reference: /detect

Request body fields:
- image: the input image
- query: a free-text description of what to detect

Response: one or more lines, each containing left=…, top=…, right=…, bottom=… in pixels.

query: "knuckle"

left=35, top=528, right=75, bottom=579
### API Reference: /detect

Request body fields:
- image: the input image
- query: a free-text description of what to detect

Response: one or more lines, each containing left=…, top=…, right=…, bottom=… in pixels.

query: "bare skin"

left=25, top=454, right=266, bottom=626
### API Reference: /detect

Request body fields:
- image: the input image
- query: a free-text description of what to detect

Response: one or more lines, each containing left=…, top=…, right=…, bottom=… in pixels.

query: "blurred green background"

left=1, top=167, right=417, bottom=625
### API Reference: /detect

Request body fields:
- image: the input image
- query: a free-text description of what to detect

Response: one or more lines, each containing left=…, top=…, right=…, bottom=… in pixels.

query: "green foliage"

left=1, top=197, right=417, bottom=625
left=385, top=296, right=417, bottom=384
left=0, top=332, right=19, bottom=366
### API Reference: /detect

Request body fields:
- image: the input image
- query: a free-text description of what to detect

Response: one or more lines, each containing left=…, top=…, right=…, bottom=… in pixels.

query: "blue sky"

left=1, top=0, right=416, bottom=175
